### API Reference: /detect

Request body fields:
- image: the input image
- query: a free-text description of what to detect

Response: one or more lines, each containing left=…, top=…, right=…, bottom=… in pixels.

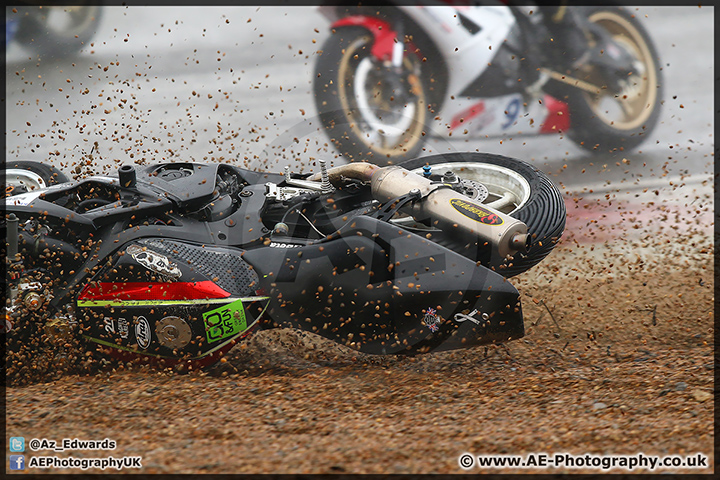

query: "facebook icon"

left=10, top=455, right=25, bottom=470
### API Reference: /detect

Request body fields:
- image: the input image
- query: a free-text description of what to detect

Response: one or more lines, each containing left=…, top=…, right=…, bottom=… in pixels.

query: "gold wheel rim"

left=337, top=35, right=427, bottom=158
left=582, top=10, right=659, bottom=130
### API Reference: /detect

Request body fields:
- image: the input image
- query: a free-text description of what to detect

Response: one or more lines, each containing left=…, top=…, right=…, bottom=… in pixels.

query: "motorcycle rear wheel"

left=398, top=152, right=566, bottom=277
left=314, top=26, right=430, bottom=165
left=561, top=6, right=662, bottom=153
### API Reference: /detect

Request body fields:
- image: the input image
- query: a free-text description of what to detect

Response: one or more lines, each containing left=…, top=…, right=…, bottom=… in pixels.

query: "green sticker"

left=202, top=299, right=247, bottom=343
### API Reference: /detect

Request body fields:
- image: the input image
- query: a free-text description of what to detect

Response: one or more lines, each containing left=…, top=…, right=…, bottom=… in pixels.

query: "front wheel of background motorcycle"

left=399, top=152, right=566, bottom=278
left=314, top=26, right=432, bottom=166
left=559, top=6, right=663, bottom=154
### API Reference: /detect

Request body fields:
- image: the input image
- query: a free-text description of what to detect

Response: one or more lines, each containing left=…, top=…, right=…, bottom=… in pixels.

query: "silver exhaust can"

left=370, top=166, right=528, bottom=258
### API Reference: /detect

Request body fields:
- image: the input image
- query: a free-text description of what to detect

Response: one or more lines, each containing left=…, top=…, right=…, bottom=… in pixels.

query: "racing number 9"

left=502, top=97, right=521, bottom=129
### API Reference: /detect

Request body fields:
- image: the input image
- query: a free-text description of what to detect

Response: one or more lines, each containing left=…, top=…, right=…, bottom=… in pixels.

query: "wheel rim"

left=581, top=10, right=659, bottom=130
left=337, top=34, right=427, bottom=157
left=5, top=168, right=48, bottom=192
left=353, top=58, right=417, bottom=137
left=38, top=5, right=100, bottom=36
left=391, top=161, right=531, bottom=229
left=411, top=162, right=531, bottom=214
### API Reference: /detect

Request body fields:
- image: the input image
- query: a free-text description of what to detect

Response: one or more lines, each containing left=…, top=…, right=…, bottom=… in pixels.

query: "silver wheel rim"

left=40, top=5, right=100, bottom=35
left=354, top=57, right=417, bottom=144
left=391, top=162, right=531, bottom=229
left=6, top=168, right=48, bottom=192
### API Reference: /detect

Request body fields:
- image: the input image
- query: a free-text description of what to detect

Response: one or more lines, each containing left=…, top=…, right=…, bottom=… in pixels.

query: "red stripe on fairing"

left=540, top=95, right=570, bottom=133
left=78, top=281, right=231, bottom=301
left=332, top=15, right=398, bottom=62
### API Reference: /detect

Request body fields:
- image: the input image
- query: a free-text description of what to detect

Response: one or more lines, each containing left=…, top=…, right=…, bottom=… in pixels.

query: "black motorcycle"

left=4, top=153, right=565, bottom=381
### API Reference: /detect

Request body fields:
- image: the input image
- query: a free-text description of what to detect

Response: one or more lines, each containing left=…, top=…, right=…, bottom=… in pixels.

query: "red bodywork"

left=450, top=101, right=486, bottom=131
left=540, top=95, right=571, bottom=133
left=331, top=14, right=572, bottom=135
left=332, top=15, right=399, bottom=62
left=79, top=281, right=231, bottom=301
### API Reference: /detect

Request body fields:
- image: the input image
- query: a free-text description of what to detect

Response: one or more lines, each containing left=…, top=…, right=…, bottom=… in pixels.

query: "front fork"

left=384, top=17, right=418, bottom=106
left=4, top=215, right=76, bottom=339
left=330, top=12, right=416, bottom=104
left=390, top=16, right=404, bottom=69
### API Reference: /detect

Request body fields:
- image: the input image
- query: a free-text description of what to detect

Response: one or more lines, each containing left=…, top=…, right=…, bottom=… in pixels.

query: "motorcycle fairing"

left=243, top=215, right=523, bottom=355
left=332, top=15, right=399, bottom=62
left=396, top=5, right=516, bottom=103
left=9, top=171, right=276, bottom=310
left=77, top=239, right=269, bottom=362
left=328, top=7, right=569, bottom=139
left=331, top=6, right=514, bottom=99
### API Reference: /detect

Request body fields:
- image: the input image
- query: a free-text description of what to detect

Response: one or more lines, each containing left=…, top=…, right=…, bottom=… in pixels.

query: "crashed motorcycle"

left=4, top=153, right=564, bottom=380
left=314, top=3, right=662, bottom=163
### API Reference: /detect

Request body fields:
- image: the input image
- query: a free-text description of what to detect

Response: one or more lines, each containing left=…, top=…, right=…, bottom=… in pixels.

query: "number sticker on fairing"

left=501, top=97, right=521, bottom=129
left=202, top=299, right=248, bottom=343
left=450, top=198, right=504, bottom=225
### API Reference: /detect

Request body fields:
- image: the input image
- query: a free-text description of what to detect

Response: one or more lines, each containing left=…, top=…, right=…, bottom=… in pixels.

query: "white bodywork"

left=320, top=3, right=553, bottom=139
left=400, top=4, right=550, bottom=138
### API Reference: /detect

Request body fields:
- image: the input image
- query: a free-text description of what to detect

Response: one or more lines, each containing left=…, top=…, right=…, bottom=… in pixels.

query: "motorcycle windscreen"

left=243, top=216, right=523, bottom=355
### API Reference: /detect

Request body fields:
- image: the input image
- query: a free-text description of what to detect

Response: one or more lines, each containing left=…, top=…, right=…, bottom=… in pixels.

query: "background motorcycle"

left=5, top=2, right=103, bottom=57
left=4, top=153, right=564, bottom=383
left=314, top=2, right=663, bottom=164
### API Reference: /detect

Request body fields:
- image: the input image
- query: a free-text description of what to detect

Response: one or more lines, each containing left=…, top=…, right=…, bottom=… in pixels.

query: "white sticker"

left=103, top=317, right=116, bottom=334
left=118, top=317, right=129, bottom=339
left=269, top=242, right=302, bottom=248
left=454, top=309, right=488, bottom=325
left=5, top=191, right=43, bottom=206
left=126, top=245, right=182, bottom=279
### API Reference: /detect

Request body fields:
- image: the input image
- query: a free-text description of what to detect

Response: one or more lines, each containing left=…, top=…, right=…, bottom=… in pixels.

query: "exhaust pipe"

left=310, top=164, right=528, bottom=258
left=370, top=166, right=527, bottom=258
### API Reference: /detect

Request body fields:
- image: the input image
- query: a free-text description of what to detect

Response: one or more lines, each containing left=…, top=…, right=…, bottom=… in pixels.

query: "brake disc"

left=459, top=179, right=489, bottom=202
